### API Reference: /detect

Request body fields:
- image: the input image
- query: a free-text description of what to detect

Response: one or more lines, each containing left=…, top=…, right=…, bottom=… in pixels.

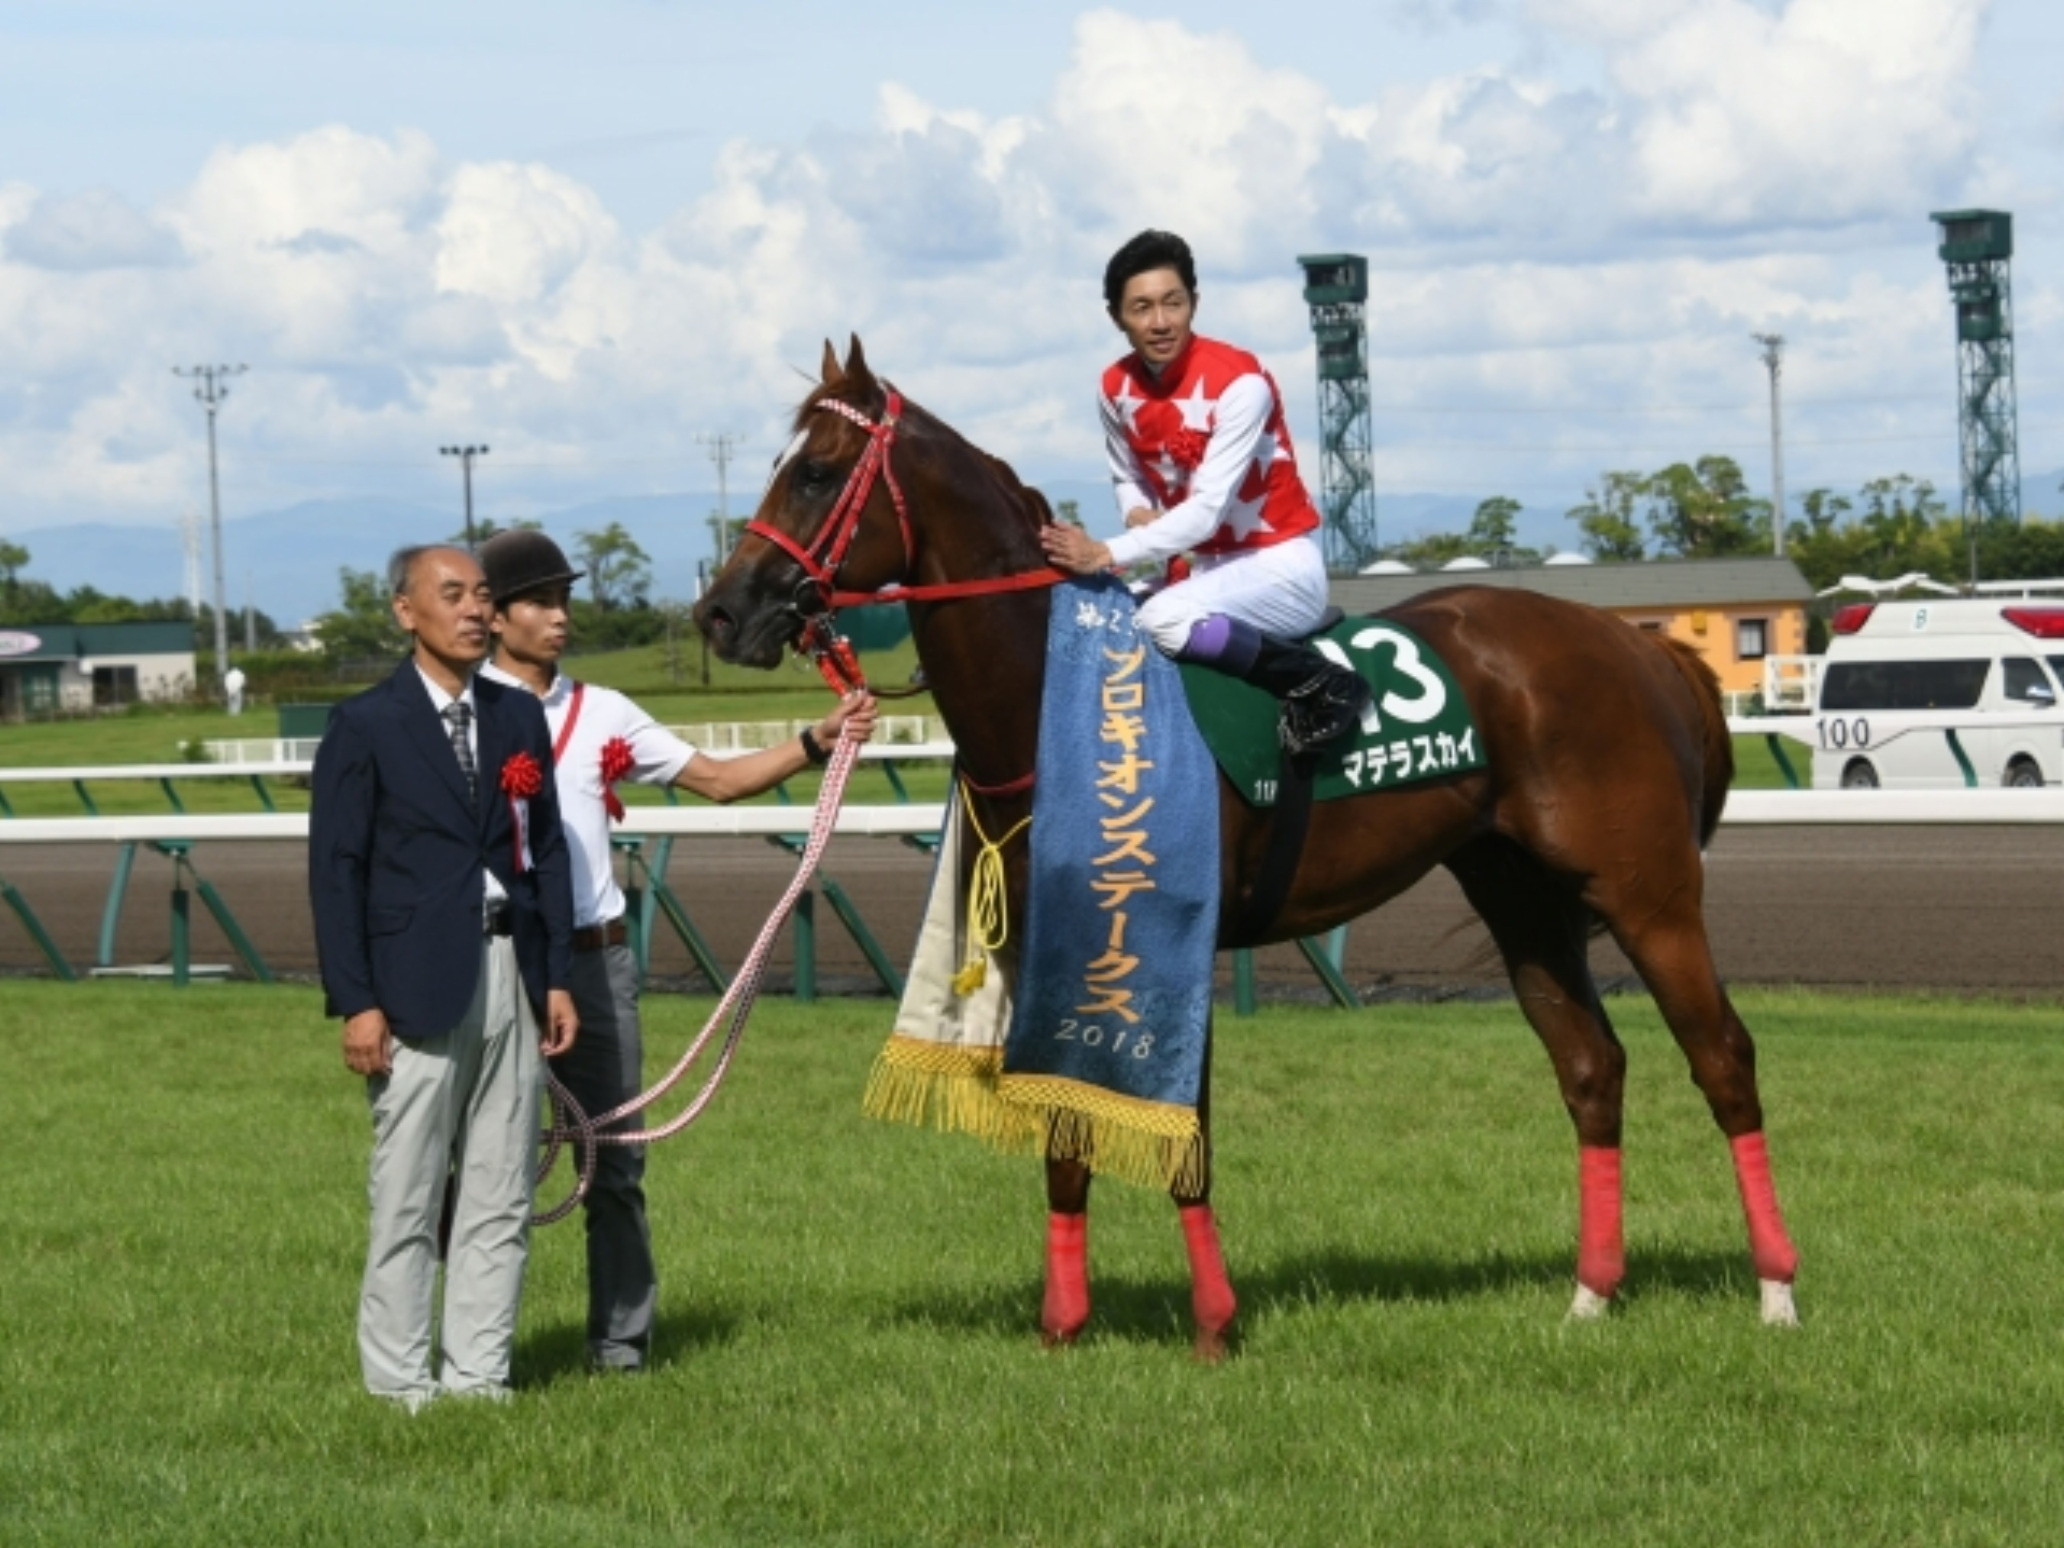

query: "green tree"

left=1640, top=456, right=1767, bottom=558
left=0, top=537, right=26, bottom=609
left=576, top=523, right=653, bottom=612
left=1567, top=472, right=1647, bottom=561
left=313, top=567, right=407, bottom=661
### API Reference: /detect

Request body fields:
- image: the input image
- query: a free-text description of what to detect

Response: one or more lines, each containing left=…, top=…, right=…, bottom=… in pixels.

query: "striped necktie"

left=442, top=701, right=477, bottom=806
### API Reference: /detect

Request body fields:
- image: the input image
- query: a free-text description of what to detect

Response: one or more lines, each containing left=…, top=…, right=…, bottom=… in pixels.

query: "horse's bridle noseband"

left=742, top=388, right=1070, bottom=619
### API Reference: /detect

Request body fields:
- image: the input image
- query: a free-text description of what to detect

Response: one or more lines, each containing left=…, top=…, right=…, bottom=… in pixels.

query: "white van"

left=1811, top=598, right=2064, bottom=789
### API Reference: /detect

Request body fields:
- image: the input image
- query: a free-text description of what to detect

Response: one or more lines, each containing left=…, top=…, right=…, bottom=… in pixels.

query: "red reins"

left=742, top=389, right=1068, bottom=614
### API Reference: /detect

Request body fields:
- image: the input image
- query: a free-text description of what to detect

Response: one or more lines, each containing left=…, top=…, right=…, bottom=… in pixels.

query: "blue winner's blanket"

left=995, top=577, right=1219, bottom=1192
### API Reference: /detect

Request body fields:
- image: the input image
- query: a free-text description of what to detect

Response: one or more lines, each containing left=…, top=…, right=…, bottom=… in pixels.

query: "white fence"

left=201, top=715, right=950, bottom=765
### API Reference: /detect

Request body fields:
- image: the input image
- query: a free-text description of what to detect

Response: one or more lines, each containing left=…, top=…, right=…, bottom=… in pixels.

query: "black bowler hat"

left=480, top=529, right=585, bottom=605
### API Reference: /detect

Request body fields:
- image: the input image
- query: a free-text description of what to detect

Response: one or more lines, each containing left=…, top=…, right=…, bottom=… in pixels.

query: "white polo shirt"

left=479, top=663, right=698, bottom=929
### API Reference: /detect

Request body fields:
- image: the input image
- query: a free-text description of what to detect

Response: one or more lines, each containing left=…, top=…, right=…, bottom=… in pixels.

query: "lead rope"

left=533, top=722, right=865, bottom=1225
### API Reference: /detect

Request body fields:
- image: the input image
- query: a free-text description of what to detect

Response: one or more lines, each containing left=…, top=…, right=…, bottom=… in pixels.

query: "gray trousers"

left=552, top=941, right=656, bottom=1368
left=359, top=935, right=540, bottom=1400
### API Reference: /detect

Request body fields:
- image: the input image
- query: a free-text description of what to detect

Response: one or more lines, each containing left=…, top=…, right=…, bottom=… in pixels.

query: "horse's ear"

left=820, top=339, right=843, bottom=387
left=843, top=334, right=876, bottom=391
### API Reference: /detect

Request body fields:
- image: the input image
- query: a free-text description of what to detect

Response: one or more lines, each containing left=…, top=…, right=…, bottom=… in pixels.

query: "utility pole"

left=1753, top=333, right=1786, bottom=558
left=698, top=433, right=740, bottom=565
left=174, top=363, right=247, bottom=692
left=440, top=444, right=490, bottom=548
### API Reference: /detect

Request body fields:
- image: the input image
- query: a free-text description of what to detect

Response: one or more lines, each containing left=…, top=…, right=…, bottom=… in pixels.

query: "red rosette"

left=599, top=736, right=634, bottom=822
left=499, top=750, right=544, bottom=799
left=1166, top=428, right=1210, bottom=472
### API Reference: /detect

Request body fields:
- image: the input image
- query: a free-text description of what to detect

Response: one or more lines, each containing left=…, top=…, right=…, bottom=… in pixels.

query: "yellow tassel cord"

left=861, top=1035, right=1041, bottom=1150
left=996, top=1073, right=1206, bottom=1195
left=951, top=796, right=1032, bottom=996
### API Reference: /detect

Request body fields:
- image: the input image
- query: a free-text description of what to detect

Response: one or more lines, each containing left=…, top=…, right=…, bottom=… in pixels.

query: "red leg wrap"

left=1729, top=1131, right=1800, bottom=1283
left=1577, top=1145, right=1625, bottom=1298
left=1042, top=1212, right=1090, bottom=1342
left=1179, top=1204, right=1237, bottom=1336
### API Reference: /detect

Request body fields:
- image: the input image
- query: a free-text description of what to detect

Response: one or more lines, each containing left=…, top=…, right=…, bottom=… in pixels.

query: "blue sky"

left=3, top=0, right=2062, bottom=557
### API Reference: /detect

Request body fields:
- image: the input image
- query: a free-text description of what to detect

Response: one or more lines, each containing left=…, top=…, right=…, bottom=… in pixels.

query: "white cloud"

left=0, top=2, right=2024, bottom=543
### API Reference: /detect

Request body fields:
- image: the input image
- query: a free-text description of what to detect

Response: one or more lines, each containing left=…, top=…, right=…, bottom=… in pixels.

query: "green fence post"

left=250, top=775, right=278, bottom=813
left=194, top=876, right=273, bottom=982
left=0, top=784, right=15, bottom=817
left=880, top=758, right=912, bottom=803
left=1945, top=729, right=1978, bottom=788
left=792, top=888, right=817, bottom=1002
left=1232, top=949, right=1256, bottom=1017
left=817, top=875, right=906, bottom=997
left=170, top=858, right=191, bottom=988
left=1294, top=935, right=1360, bottom=1009
left=159, top=777, right=186, bottom=814
left=72, top=779, right=99, bottom=817
left=98, top=841, right=137, bottom=968
left=2, top=876, right=75, bottom=980
left=1763, top=733, right=1802, bottom=790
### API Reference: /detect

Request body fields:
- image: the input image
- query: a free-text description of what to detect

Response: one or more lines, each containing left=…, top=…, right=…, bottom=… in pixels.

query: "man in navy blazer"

left=310, top=543, right=579, bottom=1408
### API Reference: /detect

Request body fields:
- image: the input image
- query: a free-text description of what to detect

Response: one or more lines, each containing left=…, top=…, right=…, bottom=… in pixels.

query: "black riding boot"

left=1240, top=636, right=1372, bottom=755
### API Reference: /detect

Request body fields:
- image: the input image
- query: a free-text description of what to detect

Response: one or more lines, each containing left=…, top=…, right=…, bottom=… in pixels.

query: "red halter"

left=742, top=389, right=1068, bottom=613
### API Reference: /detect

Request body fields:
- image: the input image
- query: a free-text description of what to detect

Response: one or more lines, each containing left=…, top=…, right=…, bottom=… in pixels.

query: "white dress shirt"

left=479, top=663, right=697, bottom=928
left=416, top=665, right=508, bottom=908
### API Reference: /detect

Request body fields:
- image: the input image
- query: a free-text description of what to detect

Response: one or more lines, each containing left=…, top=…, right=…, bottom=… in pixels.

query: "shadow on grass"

left=880, top=1243, right=1756, bottom=1346
left=514, top=1305, right=741, bottom=1387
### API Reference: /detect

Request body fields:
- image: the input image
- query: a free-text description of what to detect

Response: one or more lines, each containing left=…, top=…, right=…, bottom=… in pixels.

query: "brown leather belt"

left=572, top=917, right=628, bottom=952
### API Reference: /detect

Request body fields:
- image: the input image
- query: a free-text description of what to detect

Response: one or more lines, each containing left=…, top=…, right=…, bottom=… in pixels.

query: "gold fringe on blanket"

left=998, top=1073, right=1206, bottom=1195
left=861, top=1035, right=1040, bottom=1151
left=861, top=1038, right=1205, bottom=1192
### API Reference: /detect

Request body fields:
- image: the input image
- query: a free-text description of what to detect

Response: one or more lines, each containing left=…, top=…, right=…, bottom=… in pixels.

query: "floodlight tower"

left=1296, top=253, right=1379, bottom=574
left=1930, top=210, right=2021, bottom=535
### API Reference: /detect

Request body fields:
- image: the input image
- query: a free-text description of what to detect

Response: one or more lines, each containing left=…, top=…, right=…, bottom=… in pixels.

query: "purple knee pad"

left=1180, top=615, right=1262, bottom=674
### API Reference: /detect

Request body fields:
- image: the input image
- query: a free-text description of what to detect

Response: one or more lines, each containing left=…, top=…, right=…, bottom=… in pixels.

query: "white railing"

left=201, top=715, right=951, bottom=765
left=1760, top=655, right=1822, bottom=713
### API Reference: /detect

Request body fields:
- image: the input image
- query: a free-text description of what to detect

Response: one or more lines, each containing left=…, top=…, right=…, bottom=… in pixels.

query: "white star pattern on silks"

left=1175, top=378, right=1216, bottom=432
left=1110, top=377, right=1146, bottom=435
left=1219, top=486, right=1275, bottom=542
left=1153, top=449, right=1187, bottom=492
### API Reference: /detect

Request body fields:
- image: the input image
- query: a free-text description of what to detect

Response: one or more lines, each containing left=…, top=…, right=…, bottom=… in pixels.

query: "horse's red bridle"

left=742, top=387, right=1060, bottom=797
left=742, top=389, right=1068, bottom=614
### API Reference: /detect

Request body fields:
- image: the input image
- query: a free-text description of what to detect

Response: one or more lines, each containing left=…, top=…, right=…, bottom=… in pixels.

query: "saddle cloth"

left=1178, top=614, right=1487, bottom=807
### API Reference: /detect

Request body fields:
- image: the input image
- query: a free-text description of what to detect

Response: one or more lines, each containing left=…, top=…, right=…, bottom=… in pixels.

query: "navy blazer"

left=308, top=659, right=575, bottom=1040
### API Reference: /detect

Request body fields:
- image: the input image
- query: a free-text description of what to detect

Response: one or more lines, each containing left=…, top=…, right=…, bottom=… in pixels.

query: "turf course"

left=5, top=982, right=2059, bottom=1545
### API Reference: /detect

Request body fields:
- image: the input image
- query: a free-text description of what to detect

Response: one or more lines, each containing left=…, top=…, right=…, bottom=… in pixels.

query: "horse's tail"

left=1649, top=634, right=1734, bottom=848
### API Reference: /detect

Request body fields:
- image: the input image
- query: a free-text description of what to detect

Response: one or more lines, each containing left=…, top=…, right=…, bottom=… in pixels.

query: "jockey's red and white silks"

left=1100, top=334, right=1321, bottom=567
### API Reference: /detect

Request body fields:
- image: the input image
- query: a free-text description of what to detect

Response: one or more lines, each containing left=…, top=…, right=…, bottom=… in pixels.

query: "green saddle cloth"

left=1177, top=616, right=1487, bottom=808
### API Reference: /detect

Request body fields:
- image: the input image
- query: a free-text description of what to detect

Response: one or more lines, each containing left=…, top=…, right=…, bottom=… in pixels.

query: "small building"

left=1330, top=556, right=1815, bottom=700
left=0, top=621, right=198, bottom=718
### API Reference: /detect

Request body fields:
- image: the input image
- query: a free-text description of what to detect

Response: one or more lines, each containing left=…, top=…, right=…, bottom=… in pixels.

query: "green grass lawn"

left=4, top=982, right=2059, bottom=1545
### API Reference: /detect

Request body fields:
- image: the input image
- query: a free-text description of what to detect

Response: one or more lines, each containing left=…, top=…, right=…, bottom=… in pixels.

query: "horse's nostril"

left=703, top=606, right=735, bottom=643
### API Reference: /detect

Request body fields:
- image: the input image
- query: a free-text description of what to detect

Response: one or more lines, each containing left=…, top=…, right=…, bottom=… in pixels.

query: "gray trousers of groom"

left=359, top=935, right=540, bottom=1401
left=551, top=942, right=657, bottom=1370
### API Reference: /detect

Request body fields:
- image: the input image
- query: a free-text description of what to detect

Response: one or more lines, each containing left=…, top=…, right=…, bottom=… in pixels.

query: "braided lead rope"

left=531, top=723, right=863, bottom=1222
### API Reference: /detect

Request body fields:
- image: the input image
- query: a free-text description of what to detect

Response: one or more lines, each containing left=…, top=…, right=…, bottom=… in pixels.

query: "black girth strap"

left=1225, top=747, right=1316, bottom=946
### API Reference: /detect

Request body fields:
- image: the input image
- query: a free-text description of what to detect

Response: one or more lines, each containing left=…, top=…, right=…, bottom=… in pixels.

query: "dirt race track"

left=2, top=824, right=2058, bottom=1001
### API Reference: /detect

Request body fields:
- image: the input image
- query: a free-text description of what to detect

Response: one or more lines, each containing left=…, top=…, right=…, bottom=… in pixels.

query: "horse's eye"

left=793, top=460, right=838, bottom=493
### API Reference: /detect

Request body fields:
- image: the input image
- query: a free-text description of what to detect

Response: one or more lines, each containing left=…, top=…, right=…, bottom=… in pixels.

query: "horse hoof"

left=1566, top=1283, right=1614, bottom=1321
left=1759, top=1278, right=1800, bottom=1328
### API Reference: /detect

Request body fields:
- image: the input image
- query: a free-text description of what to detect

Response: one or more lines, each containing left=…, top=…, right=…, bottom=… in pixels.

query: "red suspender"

left=552, top=681, right=586, bottom=763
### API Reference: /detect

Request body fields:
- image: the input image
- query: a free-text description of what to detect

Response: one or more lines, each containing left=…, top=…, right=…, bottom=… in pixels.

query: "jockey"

left=1040, top=229, right=1370, bottom=755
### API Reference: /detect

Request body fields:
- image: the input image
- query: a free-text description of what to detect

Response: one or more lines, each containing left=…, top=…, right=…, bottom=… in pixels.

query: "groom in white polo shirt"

left=478, top=529, right=875, bottom=1372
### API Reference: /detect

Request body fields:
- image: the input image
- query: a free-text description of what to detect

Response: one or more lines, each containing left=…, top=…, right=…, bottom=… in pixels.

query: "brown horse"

left=695, top=338, right=1801, bottom=1354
